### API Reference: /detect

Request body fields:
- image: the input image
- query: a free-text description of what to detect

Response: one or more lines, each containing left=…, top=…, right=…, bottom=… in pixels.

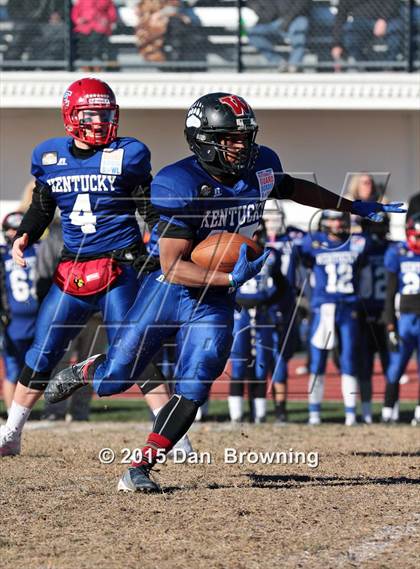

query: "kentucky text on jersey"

left=315, top=251, right=360, bottom=265
left=200, top=201, right=266, bottom=230
left=47, top=174, right=116, bottom=193
left=401, top=261, right=420, bottom=273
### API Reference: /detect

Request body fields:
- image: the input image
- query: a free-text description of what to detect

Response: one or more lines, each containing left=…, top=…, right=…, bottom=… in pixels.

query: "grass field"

left=1, top=418, right=419, bottom=569
left=1, top=398, right=419, bottom=424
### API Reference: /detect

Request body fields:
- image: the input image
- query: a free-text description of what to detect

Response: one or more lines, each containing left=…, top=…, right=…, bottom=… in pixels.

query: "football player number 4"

left=325, top=263, right=354, bottom=294
left=69, top=194, right=97, bottom=234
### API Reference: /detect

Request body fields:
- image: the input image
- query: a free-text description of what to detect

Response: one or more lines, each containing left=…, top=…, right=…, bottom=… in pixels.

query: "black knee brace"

left=136, top=362, right=167, bottom=395
left=19, top=365, right=51, bottom=391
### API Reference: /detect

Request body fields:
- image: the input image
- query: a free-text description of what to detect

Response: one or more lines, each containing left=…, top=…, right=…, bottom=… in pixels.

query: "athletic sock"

left=382, top=406, right=393, bottom=421
left=308, top=373, right=324, bottom=415
left=384, top=382, right=399, bottom=408
left=275, top=400, right=286, bottom=419
left=253, top=397, right=266, bottom=423
left=228, top=396, right=243, bottom=422
left=5, top=401, right=31, bottom=436
left=391, top=401, right=400, bottom=422
left=341, top=374, right=357, bottom=414
left=133, top=394, right=198, bottom=468
left=361, top=401, right=372, bottom=422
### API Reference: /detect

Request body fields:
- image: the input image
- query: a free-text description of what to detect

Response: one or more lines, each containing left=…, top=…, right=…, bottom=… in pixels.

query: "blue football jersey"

left=31, top=136, right=151, bottom=254
left=269, top=226, right=306, bottom=278
left=385, top=242, right=420, bottom=298
left=301, top=231, right=368, bottom=307
left=359, top=236, right=392, bottom=315
left=1, top=243, right=39, bottom=339
left=150, top=146, right=287, bottom=252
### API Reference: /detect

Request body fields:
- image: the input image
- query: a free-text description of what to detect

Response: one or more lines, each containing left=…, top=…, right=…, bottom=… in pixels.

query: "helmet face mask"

left=185, top=92, right=258, bottom=177
left=62, top=78, right=119, bottom=146
left=406, top=213, right=420, bottom=254
left=319, top=211, right=350, bottom=238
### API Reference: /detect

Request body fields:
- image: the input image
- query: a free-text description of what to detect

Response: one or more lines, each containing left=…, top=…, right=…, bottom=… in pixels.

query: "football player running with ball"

left=0, top=78, right=184, bottom=457
left=46, top=92, right=405, bottom=492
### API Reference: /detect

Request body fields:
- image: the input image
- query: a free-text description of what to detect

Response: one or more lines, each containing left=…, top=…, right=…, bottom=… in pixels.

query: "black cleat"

left=117, top=465, right=160, bottom=493
left=44, top=354, right=105, bottom=403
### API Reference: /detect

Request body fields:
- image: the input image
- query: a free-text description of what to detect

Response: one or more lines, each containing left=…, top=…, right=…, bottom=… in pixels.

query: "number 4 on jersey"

left=69, top=194, right=97, bottom=234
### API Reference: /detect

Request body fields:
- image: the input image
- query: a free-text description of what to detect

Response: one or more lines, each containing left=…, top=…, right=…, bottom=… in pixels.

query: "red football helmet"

left=61, top=78, right=119, bottom=146
left=406, top=212, right=420, bottom=254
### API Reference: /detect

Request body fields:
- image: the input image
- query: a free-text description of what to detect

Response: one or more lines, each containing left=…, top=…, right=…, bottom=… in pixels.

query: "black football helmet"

left=184, top=92, right=258, bottom=177
left=319, top=210, right=351, bottom=237
left=2, top=211, right=23, bottom=244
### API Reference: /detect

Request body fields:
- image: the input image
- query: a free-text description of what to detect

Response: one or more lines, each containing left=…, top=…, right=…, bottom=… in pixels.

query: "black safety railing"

left=0, top=0, right=418, bottom=72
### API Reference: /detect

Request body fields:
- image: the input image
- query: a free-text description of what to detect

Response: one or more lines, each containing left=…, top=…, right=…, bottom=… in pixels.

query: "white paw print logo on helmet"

left=186, top=102, right=203, bottom=128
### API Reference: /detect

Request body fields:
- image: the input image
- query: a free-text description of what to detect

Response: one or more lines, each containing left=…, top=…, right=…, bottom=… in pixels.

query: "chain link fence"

left=0, top=0, right=418, bottom=71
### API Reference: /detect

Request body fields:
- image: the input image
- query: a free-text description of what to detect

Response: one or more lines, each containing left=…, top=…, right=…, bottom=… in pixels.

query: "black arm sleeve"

left=15, top=181, right=56, bottom=246
left=384, top=270, right=398, bottom=327
left=270, top=176, right=354, bottom=213
left=0, top=254, right=10, bottom=320
left=131, top=176, right=160, bottom=231
left=157, top=220, right=195, bottom=240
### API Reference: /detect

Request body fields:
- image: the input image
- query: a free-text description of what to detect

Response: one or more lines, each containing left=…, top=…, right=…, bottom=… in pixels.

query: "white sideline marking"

left=345, top=513, right=420, bottom=564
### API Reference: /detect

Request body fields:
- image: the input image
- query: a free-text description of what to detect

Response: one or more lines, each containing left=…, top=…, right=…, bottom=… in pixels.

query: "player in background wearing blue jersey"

left=358, top=214, right=392, bottom=424
left=0, top=212, right=39, bottom=413
left=383, top=212, right=420, bottom=425
left=267, top=204, right=305, bottom=421
left=301, top=211, right=370, bottom=426
left=228, top=224, right=287, bottom=424
left=0, top=78, right=182, bottom=457
left=47, top=92, right=405, bottom=492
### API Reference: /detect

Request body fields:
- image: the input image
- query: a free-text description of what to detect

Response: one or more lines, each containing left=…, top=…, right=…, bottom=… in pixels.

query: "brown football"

left=191, top=232, right=262, bottom=273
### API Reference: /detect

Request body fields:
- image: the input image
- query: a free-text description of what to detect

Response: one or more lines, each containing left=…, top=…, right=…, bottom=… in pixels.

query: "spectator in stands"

left=246, top=0, right=310, bottom=71
left=331, top=0, right=403, bottom=70
left=136, top=0, right=171, bottom=62
left=6, top=0, right=64, bottom=64
left=164, top=1, right=206, bottom=70
left=345, top=173, right=383, bottom=202
left=72, top=0, right=117, bottom=71
left=136, top=0, right=204, bottom=66
left=345, top=173, right=385, bottom=231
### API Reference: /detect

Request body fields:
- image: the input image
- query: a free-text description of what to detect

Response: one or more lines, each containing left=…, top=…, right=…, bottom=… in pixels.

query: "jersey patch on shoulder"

left=100, top=148, right=124, bottom=175
left=42, top=151, right=58, bottom=165
left=256, top=168, right=275, bottom=199
left=350, top=235, right=366, bottom=253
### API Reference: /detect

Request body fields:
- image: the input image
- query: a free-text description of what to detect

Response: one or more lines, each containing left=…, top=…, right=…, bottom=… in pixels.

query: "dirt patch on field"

left=1, top=422, right=419, bottom=569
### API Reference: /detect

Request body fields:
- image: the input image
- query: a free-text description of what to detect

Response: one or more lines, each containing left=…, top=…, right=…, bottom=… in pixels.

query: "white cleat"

left=345, top=415, right=357, bottom=427
left=0, top=425, right=21, bottom=457
left=411, top=406, right=420, bottom=426
left=362, top=415, right=373, bottom=425
left=308, top=414, right=321, bottom=426
left=167, top=434, right=194, bottom=460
